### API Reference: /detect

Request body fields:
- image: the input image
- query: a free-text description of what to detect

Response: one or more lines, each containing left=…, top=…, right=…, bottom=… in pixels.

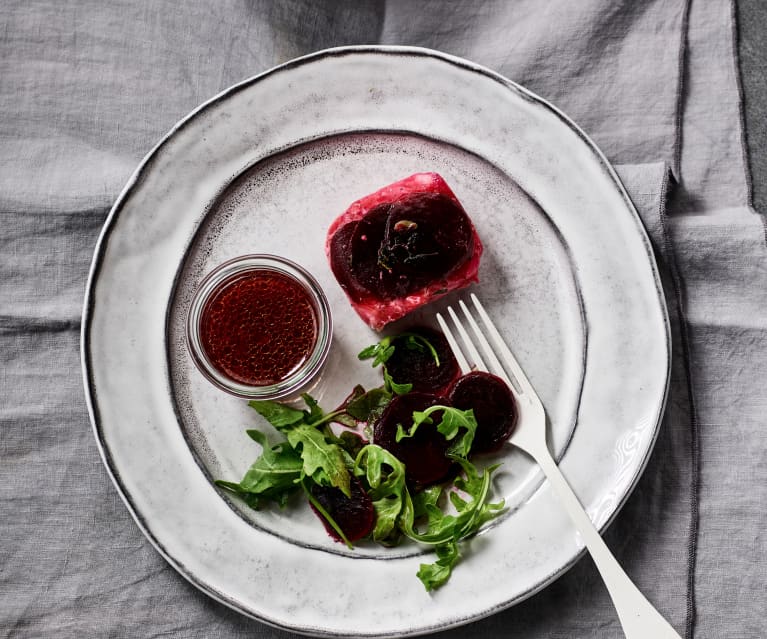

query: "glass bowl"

left=186, top=254, right=332, bottom=400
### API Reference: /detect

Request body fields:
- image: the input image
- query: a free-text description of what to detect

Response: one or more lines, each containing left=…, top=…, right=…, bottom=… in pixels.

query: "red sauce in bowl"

left=187, top=255, right=332, bottom=399
left=200, top=269, right=318, bottom=386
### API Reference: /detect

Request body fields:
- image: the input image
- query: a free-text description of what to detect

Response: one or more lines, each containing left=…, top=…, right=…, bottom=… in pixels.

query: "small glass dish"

left=186, top=254, right=332, bottom=400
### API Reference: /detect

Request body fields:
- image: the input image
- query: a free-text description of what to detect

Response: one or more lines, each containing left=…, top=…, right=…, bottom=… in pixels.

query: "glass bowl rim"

left=185, top=254, right=333, bottom=400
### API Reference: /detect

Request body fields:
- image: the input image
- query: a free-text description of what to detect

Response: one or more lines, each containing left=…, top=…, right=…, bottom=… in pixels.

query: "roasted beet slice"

left=348, top=204, right=396, bottom=299
left=378, top=192, right=474, bottom=281
left=310, top=475, right=375, bottom=543
left=338, top=192, right=474, bottom=302
left=384, top=327, right=460, bottom=395
left=448, top=371, right=516, bottom=454
left=326, top=173, right=483, bottom=330
left=327, top=220, right=372, bottom=303
left=373, top=392, right=453, bottom=487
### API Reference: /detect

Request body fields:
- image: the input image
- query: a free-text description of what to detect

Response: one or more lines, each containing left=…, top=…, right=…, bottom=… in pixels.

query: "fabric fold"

left=1, top=1, right=762, bottom=637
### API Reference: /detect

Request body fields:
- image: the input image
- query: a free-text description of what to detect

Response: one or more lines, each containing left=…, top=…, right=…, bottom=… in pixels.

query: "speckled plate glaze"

left=82, top=47, right=670, bottom=637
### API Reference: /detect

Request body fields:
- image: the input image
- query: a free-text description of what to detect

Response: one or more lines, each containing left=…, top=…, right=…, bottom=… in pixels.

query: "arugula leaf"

left=329, top=413, right=359, bottom=429
left=355, top=444, right=408, bottom=544
left=384, top=369, right=412, bottom=395
left=224, top=388, right=504, bottom=592
left=357, top=344, right=377, bottom=359
left=395, top=409, right=433, bottom=442
left=215, top=480, right=268, bottom=509
left=410, top=486, right=450, bottom=535
left=411, top=484, right=444, bottom=519
left=395, top=405, right=477, bottom=458
left=345, top=386, right=393, bottom=423
left=335, top=430, right=366, bottom=458
left=248, top=400, right=305, bottom=428
left=214, top=429, right=303, bottom=509
left=443, top=410, right=478, bottom=459
left=417, top=540, right=459, bottom=591
left=285, top=423, right=351, bottom=497
left=399, top=458, right=506, bottom=589
left=358, top=330, right=445, bottom=400
left=301, top=392, right=324, bottom=423
left=371, top=496, right=404, bottom=546
left=358, top=337, right=395, bottom=367
left=251, top=396, right=348, bottom=432
left=451, top=459, right=506, bottom=532
left=240, top=430, right=303, bottom=492
left=247, top=397, right=353, bottom=497
left=337, top=384, right=366, bottom=407
left=358, top=331, right=440, bottom=369
left=403, top=333, right=440, bottom=367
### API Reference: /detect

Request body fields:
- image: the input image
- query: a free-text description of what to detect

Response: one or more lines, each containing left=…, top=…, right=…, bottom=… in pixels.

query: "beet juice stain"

left=199, top=270, right=318, bottom=386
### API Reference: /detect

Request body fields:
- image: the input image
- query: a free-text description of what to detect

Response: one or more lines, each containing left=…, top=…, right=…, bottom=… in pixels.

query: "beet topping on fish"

left=326, top=173, right=483, bottom=330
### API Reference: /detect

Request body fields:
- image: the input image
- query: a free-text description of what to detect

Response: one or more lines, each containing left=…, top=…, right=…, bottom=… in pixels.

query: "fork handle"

left=532, top=446, right=683, bottom=639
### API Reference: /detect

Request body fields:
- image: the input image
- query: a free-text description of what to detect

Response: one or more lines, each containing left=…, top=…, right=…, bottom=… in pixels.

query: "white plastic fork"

left=437, top=294, right=682, bottom=639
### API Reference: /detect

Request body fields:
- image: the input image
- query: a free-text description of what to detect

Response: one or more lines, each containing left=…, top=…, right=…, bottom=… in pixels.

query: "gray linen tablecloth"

left=2, top=1, right=765, bottom=637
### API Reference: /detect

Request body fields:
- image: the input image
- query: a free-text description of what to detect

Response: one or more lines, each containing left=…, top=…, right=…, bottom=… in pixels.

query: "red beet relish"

left=199, top=269, right=318, bottom=386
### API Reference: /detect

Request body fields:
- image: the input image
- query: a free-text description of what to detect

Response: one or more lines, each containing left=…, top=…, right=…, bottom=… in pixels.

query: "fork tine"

left=446, top=305, right=487, bottom=373
left=435, top=312, right=471, bottom=375
left=469, top=293, right=533, bottom=397
left=457, top=300, right=513, bottom=389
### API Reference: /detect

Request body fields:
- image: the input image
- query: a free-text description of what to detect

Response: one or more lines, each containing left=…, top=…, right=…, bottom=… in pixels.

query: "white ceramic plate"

left=82, top=46, right=669, bottom=637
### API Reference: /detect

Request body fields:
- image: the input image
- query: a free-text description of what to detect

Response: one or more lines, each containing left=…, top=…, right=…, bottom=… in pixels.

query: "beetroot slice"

left=384, top=327, right=461, bottom=395
left=345, top=193, right=474, bottom=301
left=310, top=475, right=375, bottom=543
left=326, top=173, right=483, bottom=330
left=373, top=392, right=453, bottom=487
left=380, top=192, right=473, bottom=279
left=348, top=204, right=395, bottom=298
left=448, top=371, right=516, bottom=454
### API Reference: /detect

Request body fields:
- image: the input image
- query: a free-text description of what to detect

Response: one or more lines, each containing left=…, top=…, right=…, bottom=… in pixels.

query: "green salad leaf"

left=357, top=338, right=396, bottom=367
left=358, top=332, right=440, bottom=369
left=336, top=430, right=366, bottom=459
left=345, top=386, right=393, bottom=423
left=383, top=368, right=413, bottom=395
left=216, top=337, right=510, bottom=592
left=353, top=440, right=506, bottom=590
left=416, top=540, right=459, bottom=591
left=249, top=395, right=352, bottom=497
left=285, top=423, right=351, bottom=497
left=214, top=429, right=302, bottom=509
left=248, top=400, right=304, bottom=428
left=400, top=458, right=506, bottom=590
left=396, top=405, right=478, bottom=459
left=354, top=444, right=409, bottom=544
left=300, top=392, right=325, bottom=423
